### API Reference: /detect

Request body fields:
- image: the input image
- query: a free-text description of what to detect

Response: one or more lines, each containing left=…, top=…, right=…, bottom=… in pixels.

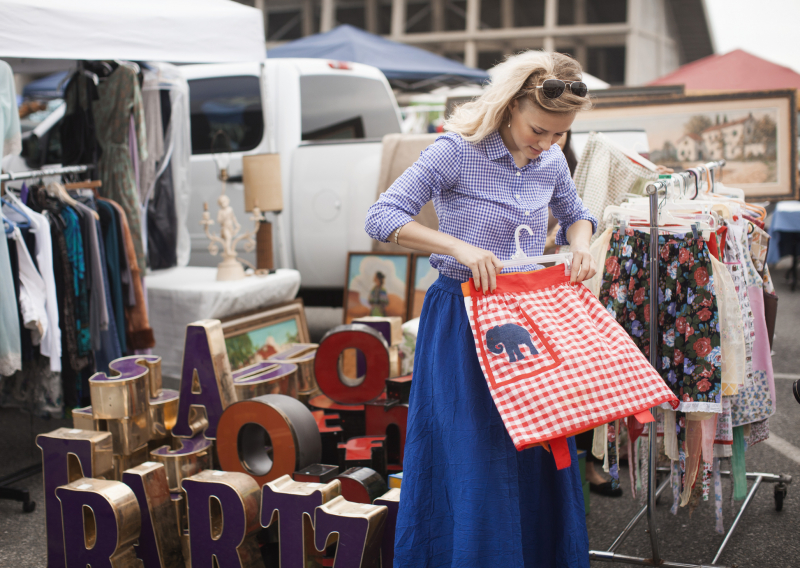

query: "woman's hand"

left=569, top=247, right=597, bottom=283
left=451, top=241, right=503, bottom=293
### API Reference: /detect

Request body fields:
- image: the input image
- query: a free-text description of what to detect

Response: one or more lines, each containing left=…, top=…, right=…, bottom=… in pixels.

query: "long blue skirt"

left=394, top=274, right=590, bottom=568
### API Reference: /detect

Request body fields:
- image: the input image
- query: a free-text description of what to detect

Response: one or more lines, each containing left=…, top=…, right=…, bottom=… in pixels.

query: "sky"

left=705, top=0, right=800, bottom=74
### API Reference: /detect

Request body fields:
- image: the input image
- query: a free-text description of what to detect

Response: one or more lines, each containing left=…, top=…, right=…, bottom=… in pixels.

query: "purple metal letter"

left=173, top=325, right=226, bottom=438
left=37, top=435, right=100, bottom=568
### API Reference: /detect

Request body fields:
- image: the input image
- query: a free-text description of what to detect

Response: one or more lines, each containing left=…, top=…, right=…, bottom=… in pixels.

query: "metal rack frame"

left=588, top=164, right=792, bottom=567
left=1, top=163, right=94, bottom=512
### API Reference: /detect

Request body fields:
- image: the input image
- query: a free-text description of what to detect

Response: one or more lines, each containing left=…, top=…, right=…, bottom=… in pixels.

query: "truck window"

left=300, top=75, right=400, bottom=141
left=188, top=76, right=264, bottom=154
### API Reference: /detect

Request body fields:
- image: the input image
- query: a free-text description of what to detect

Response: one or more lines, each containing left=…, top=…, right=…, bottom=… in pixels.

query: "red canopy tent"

left=649, top=49, right=800, bottom=93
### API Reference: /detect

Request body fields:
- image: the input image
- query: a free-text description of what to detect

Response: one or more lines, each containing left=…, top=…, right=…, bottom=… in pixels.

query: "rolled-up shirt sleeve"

left=365, top=134, right=462, bottom=243
left=549, top=153, right=598, bottom=245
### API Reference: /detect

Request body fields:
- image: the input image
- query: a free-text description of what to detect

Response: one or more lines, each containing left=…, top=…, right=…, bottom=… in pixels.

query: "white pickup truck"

left=18, top=58, right=403, bottom=304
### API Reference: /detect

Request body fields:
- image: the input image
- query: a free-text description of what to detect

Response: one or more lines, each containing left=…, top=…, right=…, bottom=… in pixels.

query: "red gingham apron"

left=462, top=265, right=679, bottom=469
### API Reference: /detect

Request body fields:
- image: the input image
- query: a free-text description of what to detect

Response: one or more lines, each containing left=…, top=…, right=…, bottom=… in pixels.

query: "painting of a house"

left=676, top=133, right=704, bottom=161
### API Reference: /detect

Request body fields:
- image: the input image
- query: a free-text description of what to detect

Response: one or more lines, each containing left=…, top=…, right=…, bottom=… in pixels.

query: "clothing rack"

left=0, top=162, right=94, bottom=513
left=0, top=163, right=94, bottom=184
left=588, top=161, right=792, bottom=567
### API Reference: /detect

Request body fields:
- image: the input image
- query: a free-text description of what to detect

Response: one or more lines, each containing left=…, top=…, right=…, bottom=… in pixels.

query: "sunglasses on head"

left=536, top=79, right=589, bottom=99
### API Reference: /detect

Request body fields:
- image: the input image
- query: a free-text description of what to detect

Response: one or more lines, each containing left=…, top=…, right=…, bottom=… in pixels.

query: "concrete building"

left=238, top=0, right=714, bottom=86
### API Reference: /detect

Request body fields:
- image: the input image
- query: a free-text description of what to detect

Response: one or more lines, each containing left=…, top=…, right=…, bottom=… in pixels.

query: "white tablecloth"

left=146, top=267, right=301, bottom=378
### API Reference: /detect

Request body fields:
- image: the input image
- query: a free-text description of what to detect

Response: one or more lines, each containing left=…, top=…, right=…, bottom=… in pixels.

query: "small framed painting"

left=344, top=252, right=411, bottom=324
left=221, top=299, right=310, bottom=371
left=408, top=254, right=438, bottom=320
left=571, top=89, right=798, bottom=200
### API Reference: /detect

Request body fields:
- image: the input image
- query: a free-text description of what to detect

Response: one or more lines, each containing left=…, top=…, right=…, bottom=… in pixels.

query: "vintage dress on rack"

left=100, top=198, right=155, bottom=349
left=573, top=132, right=658, bottom=238
left=599, top=228, right=722, bottom=413
left=93, top=65, right=148, bottom=272
left=366, top=131, right=597, bottom=568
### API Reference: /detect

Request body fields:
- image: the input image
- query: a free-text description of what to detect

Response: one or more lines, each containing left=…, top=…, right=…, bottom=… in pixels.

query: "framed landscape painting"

left=408, top=254, right=438, bottom=320
left=221, top=299, right=310, bottom=371
left=344, top=252, right=411, bottom=324
left=572, top=89, right=798, bottom=199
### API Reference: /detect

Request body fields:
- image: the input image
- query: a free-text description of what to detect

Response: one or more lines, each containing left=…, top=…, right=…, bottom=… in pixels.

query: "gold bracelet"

left=394, top=225, right=403, bottom=245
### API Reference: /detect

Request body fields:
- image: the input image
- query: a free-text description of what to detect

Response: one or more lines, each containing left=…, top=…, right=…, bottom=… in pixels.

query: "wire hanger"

left=501, top=225, right=573, bottom=273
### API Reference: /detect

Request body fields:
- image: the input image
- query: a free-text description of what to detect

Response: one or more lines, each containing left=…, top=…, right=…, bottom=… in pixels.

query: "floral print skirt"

left=599, top=229, right=722, bottom=413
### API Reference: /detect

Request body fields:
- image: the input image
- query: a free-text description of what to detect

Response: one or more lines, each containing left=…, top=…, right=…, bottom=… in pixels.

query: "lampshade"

left=243, top=154, right=283, bottom=212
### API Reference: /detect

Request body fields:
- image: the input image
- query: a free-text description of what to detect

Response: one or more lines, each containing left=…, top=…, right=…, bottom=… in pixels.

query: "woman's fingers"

left=478, top=262, right=489, bottom=293
left=486, top=259, right=498, bottom=292
left=471, top=264, right=482, bottom=292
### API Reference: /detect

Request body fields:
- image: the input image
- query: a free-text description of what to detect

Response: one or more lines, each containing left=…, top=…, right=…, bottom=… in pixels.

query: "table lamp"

left=243, top=154, right=283, bottom=270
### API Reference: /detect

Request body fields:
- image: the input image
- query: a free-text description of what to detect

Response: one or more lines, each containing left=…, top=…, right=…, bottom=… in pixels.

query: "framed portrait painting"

left=408, top=254, right=438, bottom=320
left=344, top=252, right=411, bottom=324
left=221, top=299, right=310, bottom=371
left=571, top=89, right=798, bottom=200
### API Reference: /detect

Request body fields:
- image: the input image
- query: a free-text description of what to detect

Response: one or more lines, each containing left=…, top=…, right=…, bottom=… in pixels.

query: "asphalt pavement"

left=1, top=265, right=799, bottom=567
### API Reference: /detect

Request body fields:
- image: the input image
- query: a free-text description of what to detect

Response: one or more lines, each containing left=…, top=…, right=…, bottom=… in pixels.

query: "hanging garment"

left=97, top=200, right=127, bottom=353
left=394, top=273, right=590, bottom=568
left=3, top=200, right=61, bottom=371
left=61, top=71, right=101, bottom=167
left=462, top=265, right=678, bottom=462
left=709, top=254, right=745, bottom=396
left=9, top=226, right=48, bottom=346
left=599, top=228, right=722, bottom=412
left=1, top=60, right=21, bottom=163
left=72, top=200, right=110, bottom=350
left=93, top=65, right=148, bottom=272
left=27, top=186, right=90, bottom=373
left=584, top=226, right=613, bottom=298
left=139, top=72, right=165, bottom=203
left=0, top=213, right=21, bottom=376
left=99, top=198, right=155, bottom=350
left=573, top=132, right=658, bottom=238
left=146, top=89, right=178, bottom=270
left=61, top=206, right=92, bottom=358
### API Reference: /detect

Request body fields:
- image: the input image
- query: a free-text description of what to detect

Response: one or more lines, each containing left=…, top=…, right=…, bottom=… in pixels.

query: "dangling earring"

left=508, top=122, right=511, bottom=128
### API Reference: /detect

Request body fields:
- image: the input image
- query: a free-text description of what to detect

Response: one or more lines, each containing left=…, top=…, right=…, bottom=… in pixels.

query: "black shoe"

left=589, top=481, right=623, bottom=497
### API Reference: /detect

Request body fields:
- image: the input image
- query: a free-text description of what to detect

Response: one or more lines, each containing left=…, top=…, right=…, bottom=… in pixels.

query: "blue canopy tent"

left=268, top=24, right=488, bottom=90
left=22, top=70, right=70, bottom=99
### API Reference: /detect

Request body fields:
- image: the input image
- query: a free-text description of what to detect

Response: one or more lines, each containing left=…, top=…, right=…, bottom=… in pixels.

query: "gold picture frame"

left=220, top=299, right=310, bottom=371
left=573, top=89, right=798, bottom=200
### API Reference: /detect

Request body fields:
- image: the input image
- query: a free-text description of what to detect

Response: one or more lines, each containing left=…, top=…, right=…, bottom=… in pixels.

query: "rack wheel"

left=23, top=499, right=36, bottom=513
left=774, top=483, right=787, bottom=512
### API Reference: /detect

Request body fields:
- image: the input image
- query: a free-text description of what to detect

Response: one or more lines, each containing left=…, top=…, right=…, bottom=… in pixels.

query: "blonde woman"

left=365, top=51, right=597, bottom=567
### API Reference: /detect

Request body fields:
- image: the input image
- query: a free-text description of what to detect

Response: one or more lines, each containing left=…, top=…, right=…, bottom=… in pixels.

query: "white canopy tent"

left=1, top=0, right=265, bottom=73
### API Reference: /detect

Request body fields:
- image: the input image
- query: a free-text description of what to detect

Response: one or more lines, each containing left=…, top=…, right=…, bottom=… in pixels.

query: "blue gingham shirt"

left=364, top=130, right=598, bottom=282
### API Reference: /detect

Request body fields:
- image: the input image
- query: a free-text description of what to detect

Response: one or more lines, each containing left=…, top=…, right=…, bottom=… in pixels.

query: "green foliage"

left=685, top=114, right=713, bottom=136
left=225, top=334, right=256, bottom=370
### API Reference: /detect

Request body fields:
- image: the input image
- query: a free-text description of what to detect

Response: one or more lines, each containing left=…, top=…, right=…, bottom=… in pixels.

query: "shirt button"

left=516, top=171, right=521, bottom=177
left=524, top=211, right=530, bottom=216
left=515, top=194, right=520, bottom=199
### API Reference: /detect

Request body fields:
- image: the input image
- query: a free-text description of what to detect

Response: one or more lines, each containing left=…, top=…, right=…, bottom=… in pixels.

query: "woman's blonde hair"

left=445, top=50, right=593, bottom=143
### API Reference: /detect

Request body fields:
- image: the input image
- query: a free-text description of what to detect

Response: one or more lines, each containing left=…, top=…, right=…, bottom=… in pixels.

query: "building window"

left=586, top=0, right=626, bottom=23
left=446, top=0, right=467, bottom=31
left=515, top=0, right=545, bottom=27
left=406, top=0, right=432, bottom=33
left=267, top=9, right=303, bottom=41
left=188, top=76, right=264, bottom=155
left=587, top=46, right=626, bottom=85
left=478, top=51, right=505, bottom=70
left=337, top=3, right=366, bottom=30
left=480, top=0, right=501, bottom=28
left=558, top=0, right=575, bottom=25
